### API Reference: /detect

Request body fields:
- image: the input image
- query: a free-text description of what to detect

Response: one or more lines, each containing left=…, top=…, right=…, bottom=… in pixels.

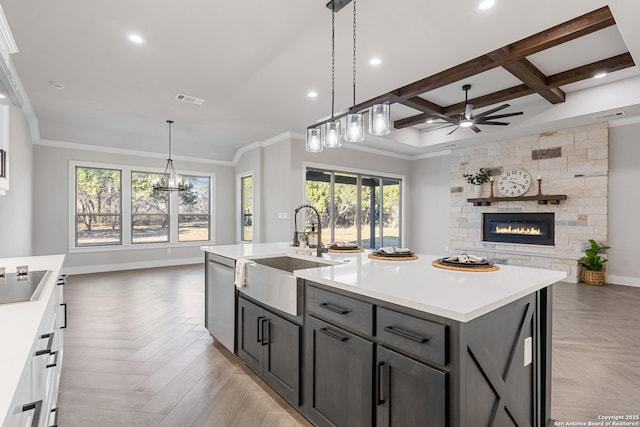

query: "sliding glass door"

left=305, top=168, right=402, bottom=249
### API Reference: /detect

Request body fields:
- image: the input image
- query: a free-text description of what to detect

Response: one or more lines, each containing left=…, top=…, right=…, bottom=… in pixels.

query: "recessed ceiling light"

left=307, top=91, right=318, bottom=98
left=128, top=34, right=145, bottom=44
left=369, top=57, right=382, bottom=66
left=0, top=93, right=6, bottom=99
left=593, top=72, right=607, bottom=79
left=477, top=0, right=495, bottom=11
left=426, top=118, right=434, bottom=124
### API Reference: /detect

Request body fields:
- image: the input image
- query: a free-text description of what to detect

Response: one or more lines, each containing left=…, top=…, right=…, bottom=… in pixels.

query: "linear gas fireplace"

left=483, top=213, right=555, bottom=246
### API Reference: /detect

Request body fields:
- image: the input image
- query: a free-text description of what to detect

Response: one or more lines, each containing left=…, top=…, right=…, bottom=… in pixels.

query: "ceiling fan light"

left=477, top=0, right=495, bottom=11
left=459, top=119, right=474, bottom=128
left=306, top=127, right=323, bottom=153
left=324, top=120, right=342, bottom=148
left=369, top=103, right=391, bottom=136
left=344, top=113, right=364, bottom=142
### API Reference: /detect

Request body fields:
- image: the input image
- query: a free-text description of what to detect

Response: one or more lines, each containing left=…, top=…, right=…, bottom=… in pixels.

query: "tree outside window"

left=75, top=167, right=122, bottom=246
left=132, top=171, right=169, bottom=244
left=179, top=175, right=210, bottom=242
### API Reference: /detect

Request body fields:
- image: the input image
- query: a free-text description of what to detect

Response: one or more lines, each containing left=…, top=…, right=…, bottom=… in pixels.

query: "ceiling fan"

left=429, top=84, right=524, bottom=135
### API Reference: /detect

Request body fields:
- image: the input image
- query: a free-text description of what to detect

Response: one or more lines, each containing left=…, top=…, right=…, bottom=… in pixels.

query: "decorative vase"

left=583, top=269, right=605, bottom=286
left=473, top=185, right=482, bottom=198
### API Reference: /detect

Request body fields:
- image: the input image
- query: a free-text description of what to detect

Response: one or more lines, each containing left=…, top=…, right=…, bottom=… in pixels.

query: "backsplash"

left=449, top=123, right=609, bottom=282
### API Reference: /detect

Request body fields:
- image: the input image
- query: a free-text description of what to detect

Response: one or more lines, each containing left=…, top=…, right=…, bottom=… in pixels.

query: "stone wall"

left=449, top=123, right=608, bottom=282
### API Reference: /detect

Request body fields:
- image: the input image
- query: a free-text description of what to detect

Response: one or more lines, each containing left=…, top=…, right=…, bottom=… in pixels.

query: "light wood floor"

left=58, top=265, right=640, bottom=426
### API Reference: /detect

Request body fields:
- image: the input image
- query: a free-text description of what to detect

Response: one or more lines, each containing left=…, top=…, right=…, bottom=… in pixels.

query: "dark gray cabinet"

left=376, top=346, right=446, bottom=427
left=237, top=296, right=301, bottom=406
left=304, top=315, right=374, bottom=427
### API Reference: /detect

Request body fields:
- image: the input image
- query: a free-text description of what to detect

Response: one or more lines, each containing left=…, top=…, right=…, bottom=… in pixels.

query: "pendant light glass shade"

left=369, top=103, right=391, bottom=136
left=152, top=120, right=189, bottom=192
left=306, top=127, right=323, bottom=153
left=344, top=113, right=364, bottom=142
left=324, top=120, right=342, bottom=148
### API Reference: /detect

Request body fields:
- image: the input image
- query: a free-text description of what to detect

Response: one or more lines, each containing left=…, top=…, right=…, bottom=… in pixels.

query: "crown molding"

left=35, top=139, right=235, bottom=166
left=0, top=5, right=18, bottom=55
left=608, top=115, right=640, bottom=127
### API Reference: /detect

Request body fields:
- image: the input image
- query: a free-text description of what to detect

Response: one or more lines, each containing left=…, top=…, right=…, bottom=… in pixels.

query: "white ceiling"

left=1, top=0, right=640, bottom=160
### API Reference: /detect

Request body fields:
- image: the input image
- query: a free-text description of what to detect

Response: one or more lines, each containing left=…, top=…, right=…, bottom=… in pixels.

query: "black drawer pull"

left=46, top=351, right=59, bottom=368
left=384, top=326, right=429, bottom=344
left=319, top=327, right=349, bottom=342
left=35, top=333, right=54, bottom=356
left=319, top=302, right=351, bottom=315
left=60, top=303, right=67, bottom=329
left=257, top=316, right=265, bottom=343
left=22, top=400, right=43, bottom=427
left=261, top=318, right=270, bottom=346
left=50, top=407, right=59, bottom=427
left=376, top=361, right=386, bottom=405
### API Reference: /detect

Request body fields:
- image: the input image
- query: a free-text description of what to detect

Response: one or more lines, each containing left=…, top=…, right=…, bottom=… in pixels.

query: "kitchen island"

left=201, top=242, right=566, bottom=427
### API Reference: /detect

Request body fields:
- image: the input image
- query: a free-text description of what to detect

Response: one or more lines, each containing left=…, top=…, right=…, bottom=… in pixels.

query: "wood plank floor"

left=58, top=265, right=640, bottom=426
left=58, top=265, right=311, bottom=427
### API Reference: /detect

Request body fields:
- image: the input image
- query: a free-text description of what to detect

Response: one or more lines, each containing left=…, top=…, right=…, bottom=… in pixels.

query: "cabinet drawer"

left=306, top=286, right=373, bottom=337
left=377, top=307, right=447, bottom=366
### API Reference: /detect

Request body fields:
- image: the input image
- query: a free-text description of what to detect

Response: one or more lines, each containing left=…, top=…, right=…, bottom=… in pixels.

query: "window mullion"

left=122, top=168, right=132, bottom=245
left=170, top=190, right=179, bottom=243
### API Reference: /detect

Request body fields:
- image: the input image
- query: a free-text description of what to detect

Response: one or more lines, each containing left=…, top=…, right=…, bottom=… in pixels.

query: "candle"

left=489, top=176, right=494, bottom=182
left=537, top=175, right=542, bottom=180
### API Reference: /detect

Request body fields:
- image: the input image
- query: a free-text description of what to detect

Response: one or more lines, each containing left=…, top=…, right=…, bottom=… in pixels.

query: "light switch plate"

left=524, top=337, right=532, bottom=367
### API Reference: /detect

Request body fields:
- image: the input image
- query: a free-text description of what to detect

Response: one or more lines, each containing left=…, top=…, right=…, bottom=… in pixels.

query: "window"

left=179, top=175, right=211, bottom=242
left=71, top=162, right=214, bottom=249
left=240, top=175, right=253, bottom=242
left=305, top=167, right=402, bottom=249
left=75, top=166, right=122, bottom=247
left=131, top=171, right=169, bottom=244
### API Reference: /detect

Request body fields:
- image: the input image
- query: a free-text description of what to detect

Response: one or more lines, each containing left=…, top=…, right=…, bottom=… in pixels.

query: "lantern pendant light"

left=369, top=102, right=391, bottom=136
left=323, top=5, right=341, bottom=148
left=344, top=0, right=364, bottom=143
left=152, top=120, right=190, bottom=192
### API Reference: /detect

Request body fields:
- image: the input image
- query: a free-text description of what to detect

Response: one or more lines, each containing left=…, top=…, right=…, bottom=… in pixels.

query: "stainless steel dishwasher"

left=205, top=253, right=235, bottom=352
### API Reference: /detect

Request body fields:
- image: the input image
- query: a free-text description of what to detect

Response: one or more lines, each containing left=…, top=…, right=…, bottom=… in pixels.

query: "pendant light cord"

left=167, top=120, right=173, bottom=160
left=331, top=8, right=335, bottom=119
left=352, top=0, right=357, bottom=108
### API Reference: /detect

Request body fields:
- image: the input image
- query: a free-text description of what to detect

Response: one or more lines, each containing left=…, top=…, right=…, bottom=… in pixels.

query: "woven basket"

left=583, top=269, right=605, bottom=286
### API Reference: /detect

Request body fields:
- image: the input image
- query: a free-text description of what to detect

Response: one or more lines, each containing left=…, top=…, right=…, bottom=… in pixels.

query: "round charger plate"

left=368, top=253, right=418, bottom=261
left=328, top=248, right=364, bottom=253
left=438, top=258, right=491, bottom=268
left=432, top=259, right=499, bottom=272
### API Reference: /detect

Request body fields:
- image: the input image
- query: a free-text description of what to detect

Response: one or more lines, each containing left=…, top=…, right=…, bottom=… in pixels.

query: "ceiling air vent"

left=175, top=93, right=205, bottom=105
left=593, top=111, right=625, bottom=120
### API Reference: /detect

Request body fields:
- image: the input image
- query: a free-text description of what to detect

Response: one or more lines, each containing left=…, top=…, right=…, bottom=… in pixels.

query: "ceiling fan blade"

left=470, top=124, right=482, bottom=133
left=447, top=126, right=460, bottom=135
left=476, top=121, right=510, bottom=126
left=474, top=104, right=510, bottom=119
left=481, top=111, right=524, bottom=120
left=464, top=104, right=473, bottom=120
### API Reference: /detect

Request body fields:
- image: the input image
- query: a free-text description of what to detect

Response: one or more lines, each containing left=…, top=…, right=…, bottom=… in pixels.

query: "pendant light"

left=343, top=0, right=364, bottom=143
left=306, top=127, right=323, bottom=153
left=152, top=120, right=189, bottom=192
left=369, top=102, right=391, bottom=136
left=323, top=4, right=342, bottom=148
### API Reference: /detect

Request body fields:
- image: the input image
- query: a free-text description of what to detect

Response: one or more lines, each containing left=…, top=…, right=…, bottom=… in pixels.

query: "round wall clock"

left=497, top=168, right=531, bottom=197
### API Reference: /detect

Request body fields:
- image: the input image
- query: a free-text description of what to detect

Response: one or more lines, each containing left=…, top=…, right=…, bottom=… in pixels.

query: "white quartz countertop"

left=0, top=255, right=65, bottom=424
left=201, top=243, right=566, bottom=322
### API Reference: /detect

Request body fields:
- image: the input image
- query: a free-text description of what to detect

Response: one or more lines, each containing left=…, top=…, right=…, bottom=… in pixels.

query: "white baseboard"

left=605, top=274, right=640, bottom=288
left=62, top=257, right=204, bottom=275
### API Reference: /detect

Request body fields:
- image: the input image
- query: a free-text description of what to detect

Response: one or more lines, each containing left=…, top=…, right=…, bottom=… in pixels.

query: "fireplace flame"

left=494, top=225, right=542, bottom=235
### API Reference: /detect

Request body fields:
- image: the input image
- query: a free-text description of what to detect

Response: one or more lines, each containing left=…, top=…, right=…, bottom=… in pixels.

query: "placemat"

left=432, top=260, right=499, bottom=272
left=368, top=253, right=418, bottom=261
left=328, top=248, right=364, bottom=253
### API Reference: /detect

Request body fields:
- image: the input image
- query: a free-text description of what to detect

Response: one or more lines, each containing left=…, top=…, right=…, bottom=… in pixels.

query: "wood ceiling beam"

left=390, top=6, right=615, bottom=100
left=546, top=53, right=636, bottom=87
left=501, top=58, right=565, bottom=104
left=397, top=96, right=444, bottom=114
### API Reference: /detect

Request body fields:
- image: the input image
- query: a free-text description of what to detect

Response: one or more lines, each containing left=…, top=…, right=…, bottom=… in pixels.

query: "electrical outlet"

left=524, top=337, right=532, bottom=366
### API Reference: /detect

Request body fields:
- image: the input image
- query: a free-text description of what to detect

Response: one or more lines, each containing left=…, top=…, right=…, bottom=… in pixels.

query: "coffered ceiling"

left=1, top=0, right=640, bottom=160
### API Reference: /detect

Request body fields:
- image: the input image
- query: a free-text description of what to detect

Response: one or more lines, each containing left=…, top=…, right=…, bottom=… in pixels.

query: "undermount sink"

left=242, top=256, right=333, bottom=316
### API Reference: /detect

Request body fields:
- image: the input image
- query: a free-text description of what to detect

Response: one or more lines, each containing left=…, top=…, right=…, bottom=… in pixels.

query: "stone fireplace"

left=483, top=213, right=554, bottom=246
left=449, top=123, right=609, bottom=282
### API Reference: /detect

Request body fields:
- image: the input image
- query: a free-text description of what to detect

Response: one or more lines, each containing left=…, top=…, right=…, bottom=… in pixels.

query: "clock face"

left=498, top=168, right=532, bottom=197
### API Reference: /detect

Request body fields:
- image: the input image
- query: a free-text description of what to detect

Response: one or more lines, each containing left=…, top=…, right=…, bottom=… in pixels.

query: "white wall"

left=236, top=146, right=262, bottom=242
left=32, top=143, right=235, bottom=273
left=607, top=121, right=640, bottom=286
left=406, top=154, right=451, bottom=254
left=0, top=106, right=33, bottom=257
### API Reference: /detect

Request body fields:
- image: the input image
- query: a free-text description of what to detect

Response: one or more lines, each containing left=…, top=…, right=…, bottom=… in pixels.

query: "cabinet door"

left=376, top=346, right=446, bottom=427
left=263, top=313, right=301, bottom=406
left=237, top=297, right=265, bottom=375
left=304, top=315, right=373, bottom=427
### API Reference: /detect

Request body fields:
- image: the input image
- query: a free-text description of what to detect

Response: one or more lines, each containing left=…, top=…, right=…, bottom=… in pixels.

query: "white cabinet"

left=3, top=274, right=65, bottom=427
left=0, top=105, right=8, bottom=195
